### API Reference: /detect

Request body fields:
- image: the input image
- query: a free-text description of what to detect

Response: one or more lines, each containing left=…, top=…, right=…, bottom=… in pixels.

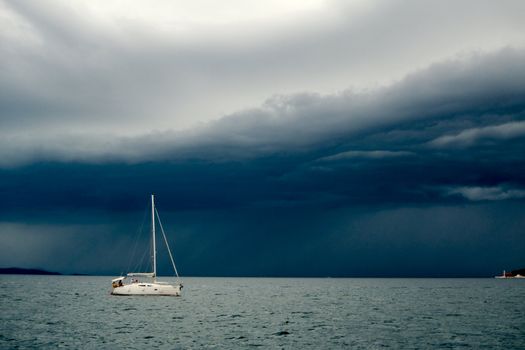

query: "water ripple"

left=1, top=276, right=524, bottom=349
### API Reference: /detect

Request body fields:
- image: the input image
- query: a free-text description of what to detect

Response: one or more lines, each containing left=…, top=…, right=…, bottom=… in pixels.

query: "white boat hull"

left=111, top=282, right=182, bottom=296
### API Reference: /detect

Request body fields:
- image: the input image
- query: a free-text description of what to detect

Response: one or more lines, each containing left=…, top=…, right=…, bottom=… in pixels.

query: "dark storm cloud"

left=1, top=48, right=525, bottom=212
left=2, top=48, right=525, bottom=165
left=158, top=47, right=525, bottom=160
left=1, top=26, right=525, bottom=275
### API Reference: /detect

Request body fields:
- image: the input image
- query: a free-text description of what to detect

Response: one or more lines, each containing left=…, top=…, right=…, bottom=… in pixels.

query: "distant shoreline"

left=1, top=266, right=523, bottom=278
left=0, top=267, right=62, bottom=275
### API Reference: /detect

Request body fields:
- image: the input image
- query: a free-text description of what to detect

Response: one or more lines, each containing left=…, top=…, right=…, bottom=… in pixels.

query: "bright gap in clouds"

left=83, top=0, right=329, bottom=30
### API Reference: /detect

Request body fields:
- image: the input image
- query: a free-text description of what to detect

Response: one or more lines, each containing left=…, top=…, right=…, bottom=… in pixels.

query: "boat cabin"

left=111, top=277, right=125, bottom=288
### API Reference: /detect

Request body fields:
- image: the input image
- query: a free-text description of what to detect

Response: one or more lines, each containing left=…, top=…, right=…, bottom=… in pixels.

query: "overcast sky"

left=1, top=0, right=524, bottom=276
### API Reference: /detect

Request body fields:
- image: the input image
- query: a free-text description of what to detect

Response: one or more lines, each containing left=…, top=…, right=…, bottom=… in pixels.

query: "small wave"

left=275, top=331, right=290, bottom=336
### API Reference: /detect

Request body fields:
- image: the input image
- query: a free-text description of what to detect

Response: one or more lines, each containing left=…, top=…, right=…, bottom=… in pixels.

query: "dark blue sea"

left=1, top=276, right=524, bottom=349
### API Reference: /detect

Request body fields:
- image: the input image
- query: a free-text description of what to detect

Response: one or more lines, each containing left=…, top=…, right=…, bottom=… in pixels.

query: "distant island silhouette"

left=0, top=267, right=62, bottom=275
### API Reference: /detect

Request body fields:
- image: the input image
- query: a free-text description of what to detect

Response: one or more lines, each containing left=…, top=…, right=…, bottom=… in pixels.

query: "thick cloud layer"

left=1, top=48, right=524, bottom=167
left=2, top=50, right=525, bottom=205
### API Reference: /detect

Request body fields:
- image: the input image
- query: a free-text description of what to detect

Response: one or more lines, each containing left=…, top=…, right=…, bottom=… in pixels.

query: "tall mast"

left=151, top=194, right=157, bottom=281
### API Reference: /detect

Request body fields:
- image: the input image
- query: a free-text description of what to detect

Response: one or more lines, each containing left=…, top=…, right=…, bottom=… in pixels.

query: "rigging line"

left=132, top=241, right=150, bottom=274
left=124, top=203, right=149, bottom=275
left=155, top=208, right=180, bottom=279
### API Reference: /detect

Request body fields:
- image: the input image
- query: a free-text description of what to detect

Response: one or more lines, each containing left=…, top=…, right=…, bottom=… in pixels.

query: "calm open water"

left=1, top=276, right=524, bottom=349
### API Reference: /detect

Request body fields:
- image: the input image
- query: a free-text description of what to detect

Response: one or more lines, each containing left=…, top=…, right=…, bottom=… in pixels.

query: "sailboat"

left=111, top=194, right=183, bottom=296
